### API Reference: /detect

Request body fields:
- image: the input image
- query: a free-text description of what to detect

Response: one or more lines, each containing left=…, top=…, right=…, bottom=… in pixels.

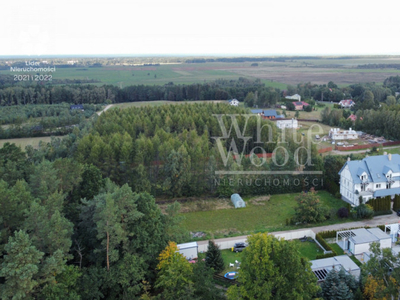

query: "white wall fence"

left=197, top=229, right=316, bottom=252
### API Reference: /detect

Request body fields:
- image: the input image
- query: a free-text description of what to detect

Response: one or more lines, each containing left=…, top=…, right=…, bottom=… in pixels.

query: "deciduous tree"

left=227, top=233, right=319, bottom=300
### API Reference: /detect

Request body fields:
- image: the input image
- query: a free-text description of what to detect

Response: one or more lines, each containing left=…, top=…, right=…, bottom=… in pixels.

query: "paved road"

left=97, top=104, right=114, bottom=116
left=198, top=211, right=400, bottom=249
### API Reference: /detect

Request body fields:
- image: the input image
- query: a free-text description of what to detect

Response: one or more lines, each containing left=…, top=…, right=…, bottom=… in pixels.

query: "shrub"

left=393, top=194, right=400, bottom=212
left=293, top=188, right=326, bottom=224
left=304, top=105, right=312, bottom=112
left=337, top=207, right=349, bottom=218
left=355, top=204, right=374, bottom=219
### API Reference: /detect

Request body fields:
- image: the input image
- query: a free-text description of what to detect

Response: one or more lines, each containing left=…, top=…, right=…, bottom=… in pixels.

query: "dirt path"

left=97, top=104, right=114, bottom=116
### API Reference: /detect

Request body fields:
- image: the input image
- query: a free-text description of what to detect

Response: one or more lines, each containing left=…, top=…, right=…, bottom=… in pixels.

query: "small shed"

left=177, top=242, right=198, bottom=260
left=231, top=194, right=246, bottom=208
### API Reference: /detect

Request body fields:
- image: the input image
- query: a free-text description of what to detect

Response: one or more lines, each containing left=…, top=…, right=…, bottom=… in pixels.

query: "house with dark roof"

left=70, top=104, right=84, bottom=111
left=263, top=109, right=284, bottom=119
left=338, top=153, right=400, bottom=205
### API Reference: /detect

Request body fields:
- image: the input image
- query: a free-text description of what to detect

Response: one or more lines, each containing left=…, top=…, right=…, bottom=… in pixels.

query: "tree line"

left=0, top=77, right=278, bottom=107
left=0, top=142, right=188, bottom=299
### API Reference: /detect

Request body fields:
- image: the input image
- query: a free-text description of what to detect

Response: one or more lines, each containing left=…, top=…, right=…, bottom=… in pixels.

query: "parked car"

left=232, top=242, right=248, bottom=252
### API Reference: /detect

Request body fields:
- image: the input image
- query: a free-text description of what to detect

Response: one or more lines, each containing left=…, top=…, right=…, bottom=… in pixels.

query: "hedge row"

left=368, top=196, right=391, bottom=212
left=316, top=252, right=336, bottom=259
left=373, top=210, right=393, bottom=216
left=316, top=233, right=337, bottom=256
left=393, top=194, right=400, bottom=212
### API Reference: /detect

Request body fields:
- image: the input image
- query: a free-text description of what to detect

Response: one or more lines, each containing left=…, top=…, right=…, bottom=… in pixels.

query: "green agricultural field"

left=2, top=57, right=400, bottom=88
left=0, top=136, right=65, bottom=149
left=0, top=63, right=255, bottom=87
left=181, top=190, right=346, bottom=235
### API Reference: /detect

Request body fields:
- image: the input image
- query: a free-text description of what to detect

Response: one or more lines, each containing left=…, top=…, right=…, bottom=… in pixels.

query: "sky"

left=1, top=0, right=400, bottom=57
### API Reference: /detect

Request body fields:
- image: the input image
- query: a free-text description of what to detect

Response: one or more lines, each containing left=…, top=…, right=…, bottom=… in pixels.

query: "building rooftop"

left=339, top=154, right=400, bottom=184
left=177, top=242, right=198, bottom=250
left=311, top=255, right=360, bottom=282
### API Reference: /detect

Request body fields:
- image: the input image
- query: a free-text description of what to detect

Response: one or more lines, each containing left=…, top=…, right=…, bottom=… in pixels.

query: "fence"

left=335, top=140, right=400, bottom=151
left=318, top=147, right=332, bottom=153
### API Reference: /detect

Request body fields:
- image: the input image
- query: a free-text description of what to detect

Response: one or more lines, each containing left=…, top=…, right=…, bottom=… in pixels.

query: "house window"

left=376, top=184, right=381, bottom=188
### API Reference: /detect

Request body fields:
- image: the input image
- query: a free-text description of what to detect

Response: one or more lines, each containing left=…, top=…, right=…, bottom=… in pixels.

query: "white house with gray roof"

left=338, top=153, right=400, bottom=206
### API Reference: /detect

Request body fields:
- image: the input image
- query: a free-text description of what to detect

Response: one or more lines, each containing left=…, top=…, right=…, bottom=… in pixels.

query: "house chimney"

left=347, top=157, right=351, bottom=162
left=389, top=153, right=392, bottom=161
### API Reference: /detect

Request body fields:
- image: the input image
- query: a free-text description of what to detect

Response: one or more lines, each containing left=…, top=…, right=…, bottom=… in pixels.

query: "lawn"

left=293, top=239, right=324, bottom=260
left=181, top=190, right=347, bottom=235
left=219, top=239, right=323, bottom=274
left=0, top=136, right=65, bottom=150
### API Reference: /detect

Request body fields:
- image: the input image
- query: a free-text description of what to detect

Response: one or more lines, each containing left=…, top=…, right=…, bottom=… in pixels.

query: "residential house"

left=263, top=109, right=284, bottom=119
left=329, top=128, right=358, bottom=140
left=292, top=101, right=309, bottom=110
left=285, top=94, right=301, bottom=101
left=276, top=118, right=298, bottom=129
left=228, top=99, right=239, bottom=106
left=70, top=104, right=84, bottom=111
left=347, top=114, right=357, bottom=122
left=339, top=99, right=355, bottom=108
left=338, top=153, right=400, bottom=205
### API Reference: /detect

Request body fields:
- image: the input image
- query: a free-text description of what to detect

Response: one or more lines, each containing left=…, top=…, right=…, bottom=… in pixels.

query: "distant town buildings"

left=329, top=128, right=358, bottom=140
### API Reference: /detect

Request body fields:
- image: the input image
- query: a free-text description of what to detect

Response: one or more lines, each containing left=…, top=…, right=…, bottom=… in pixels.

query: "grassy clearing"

left=181, top=190, right=347, bottom=236
left=0, top=136, right=64, bottom=149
